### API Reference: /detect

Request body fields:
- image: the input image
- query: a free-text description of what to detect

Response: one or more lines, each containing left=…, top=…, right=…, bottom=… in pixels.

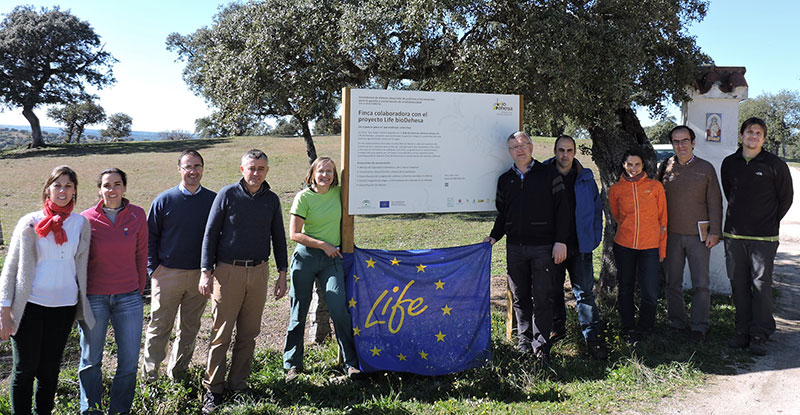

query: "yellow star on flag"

left=348, top=298, right=357, bottom=308
left=435, top=331, right=446, bottom=342
left=419, top=350, right=428, bottom=360
left=416, top=264, right=427, bottom=272
left=353, top=274, right=359, bottom=283
left=353, top=327, right=361, bottom=336
left=397, top=353, right=407, bottom=361
left=441, top=304, right=452, bottom=316
left=370, top=346, right=381, bottom=356
left=434, top=279, right=445, bottom=290
left=390, top=257, right=401, bottom=266
left=366, top=258, right=376, bottom=268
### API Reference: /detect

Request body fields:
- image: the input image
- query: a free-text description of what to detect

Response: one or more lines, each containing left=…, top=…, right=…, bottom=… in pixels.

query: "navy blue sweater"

left=201, top=179, right=288, bottom=271
left=147, top=186, right=216, bottom=274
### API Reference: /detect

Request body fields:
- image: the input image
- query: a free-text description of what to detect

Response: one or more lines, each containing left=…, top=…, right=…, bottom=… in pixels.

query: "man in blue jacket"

left=544, top=135, right=606, bottom=359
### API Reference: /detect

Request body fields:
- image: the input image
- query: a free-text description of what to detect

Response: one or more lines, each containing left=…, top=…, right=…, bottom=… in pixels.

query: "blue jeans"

left=613, top=243, right=660, bottom=333
left=283, top=245, right=358, bottom=370
left=552, top=250, right=601, bottom=342
left=78, top=291, right=143, bottom=414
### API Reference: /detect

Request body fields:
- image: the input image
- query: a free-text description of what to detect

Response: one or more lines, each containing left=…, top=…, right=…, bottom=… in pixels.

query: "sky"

left=0, top=0, right=798, bottom=132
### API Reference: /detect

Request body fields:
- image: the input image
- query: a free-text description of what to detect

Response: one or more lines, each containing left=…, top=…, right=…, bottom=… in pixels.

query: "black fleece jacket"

left=489, top=160, right=569, bottom=246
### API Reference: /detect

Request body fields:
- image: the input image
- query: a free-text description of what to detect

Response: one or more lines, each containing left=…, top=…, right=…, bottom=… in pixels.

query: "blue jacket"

left=544, top=157, right=603, bottom=253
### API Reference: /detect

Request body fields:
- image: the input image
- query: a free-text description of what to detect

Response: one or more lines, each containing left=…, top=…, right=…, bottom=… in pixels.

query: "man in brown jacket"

left=657, top=125, right=723, bottom=342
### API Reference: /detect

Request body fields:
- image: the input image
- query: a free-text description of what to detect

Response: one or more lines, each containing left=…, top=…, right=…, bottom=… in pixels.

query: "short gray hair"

left=241, top=149, right=268, bottom=166
left=507, top=131, right=532, bottom=145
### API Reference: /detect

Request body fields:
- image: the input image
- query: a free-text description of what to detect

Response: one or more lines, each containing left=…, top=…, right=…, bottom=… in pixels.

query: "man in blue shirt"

left=142, top=150, right=216, bottom=381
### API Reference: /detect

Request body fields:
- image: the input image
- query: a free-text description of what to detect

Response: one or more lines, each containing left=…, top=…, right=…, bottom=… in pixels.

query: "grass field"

left=0, top=136, right=751, bottom=414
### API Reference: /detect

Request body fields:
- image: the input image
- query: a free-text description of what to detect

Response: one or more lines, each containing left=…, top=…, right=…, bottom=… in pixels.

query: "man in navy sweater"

left=142, top=149, right=216, bottom=381
left=199, top=149, right=288, bottom=414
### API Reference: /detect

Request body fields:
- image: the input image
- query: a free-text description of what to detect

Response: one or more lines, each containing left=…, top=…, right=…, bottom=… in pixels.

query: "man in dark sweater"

left=142, top=150, right=216, bottom=381
left=656, top=126, right=722, bottom=343
left=199, top=149, right=288, bottom=414
left=485, top=131, right=569, bottom=361
left=722, top=117, right=793, bottom=356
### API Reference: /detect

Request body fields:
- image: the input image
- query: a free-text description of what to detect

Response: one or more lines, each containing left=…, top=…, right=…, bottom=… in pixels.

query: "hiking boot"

left=285, top=367, right=302, bottom=382
left=347, top=366, right=366, bottom=380
left=587, top=341, right=608, bottom=360
left=749, top=336, right=767, bottom=356
left=201, top=391, right=223, bottom=415
left=728, top=333, right=749, bottom=349
left=689, top=330, right=706, bottom=344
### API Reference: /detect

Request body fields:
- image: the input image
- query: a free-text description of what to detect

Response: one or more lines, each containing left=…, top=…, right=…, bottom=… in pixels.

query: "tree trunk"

left=76, top=124, right=85, bottom=144
left=300, top=118, right=318, bottom=165
left=588, top=107, right=657, bottom=305
left=22, top=107, right=45, bottom=148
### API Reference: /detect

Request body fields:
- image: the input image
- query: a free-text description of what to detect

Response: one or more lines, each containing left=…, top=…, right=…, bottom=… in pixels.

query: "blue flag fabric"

left=347, top=243, right=492, bottom=375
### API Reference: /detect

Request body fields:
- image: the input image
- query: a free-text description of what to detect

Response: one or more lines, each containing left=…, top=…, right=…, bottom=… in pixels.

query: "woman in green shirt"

left=282, top=157, right=363, bottom=380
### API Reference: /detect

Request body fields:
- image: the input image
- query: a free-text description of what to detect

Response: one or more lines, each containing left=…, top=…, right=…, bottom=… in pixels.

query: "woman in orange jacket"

left=608, top=148, right=667, bottom=342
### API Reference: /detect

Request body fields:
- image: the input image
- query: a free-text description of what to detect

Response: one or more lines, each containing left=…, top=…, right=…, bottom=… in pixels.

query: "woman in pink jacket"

left=79, top=168, right=147, bottom=415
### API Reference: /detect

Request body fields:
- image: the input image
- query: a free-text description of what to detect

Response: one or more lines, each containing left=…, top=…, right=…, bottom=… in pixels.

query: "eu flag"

left=347, top=243, right=492, bottom=375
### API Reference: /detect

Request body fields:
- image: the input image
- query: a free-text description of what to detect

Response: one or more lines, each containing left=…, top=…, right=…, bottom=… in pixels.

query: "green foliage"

left=100, top=112, right=133, bottom=141
left=645, top=116, right=679, bottom=144
left=738, top=90, right=800, bottom=157
left=314, top=117, right=341, bottom=136
left=0, top=5, right=115, bottom=147
left=269, top=118, right=303, bottom=137
left=47, top=100, right=106, bottom=143
left=167, top=0, right=363, bottom=162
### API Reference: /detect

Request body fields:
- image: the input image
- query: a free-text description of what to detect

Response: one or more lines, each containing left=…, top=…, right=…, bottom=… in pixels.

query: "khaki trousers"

left=203, top=262, right=268, bottom=393
left=141, top=266, right=207, bottom=381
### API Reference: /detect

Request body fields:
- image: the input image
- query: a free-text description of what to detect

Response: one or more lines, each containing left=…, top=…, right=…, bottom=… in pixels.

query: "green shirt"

left=290, top=186, right=342, bottom=246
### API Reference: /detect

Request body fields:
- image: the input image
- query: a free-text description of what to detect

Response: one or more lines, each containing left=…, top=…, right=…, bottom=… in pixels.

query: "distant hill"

left=0, top=124, right=162, bottom=144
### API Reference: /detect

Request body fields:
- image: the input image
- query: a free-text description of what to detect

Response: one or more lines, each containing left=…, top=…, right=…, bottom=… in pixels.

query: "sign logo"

left=492, top=99, right=514, bottom=113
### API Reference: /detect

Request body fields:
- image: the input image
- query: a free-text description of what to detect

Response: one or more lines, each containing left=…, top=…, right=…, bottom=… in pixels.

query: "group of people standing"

left=0, top=149, right=361, bottom=415
left=487, top=117, right=793, bottom=363
left=0, top=115, right=793, bottom=414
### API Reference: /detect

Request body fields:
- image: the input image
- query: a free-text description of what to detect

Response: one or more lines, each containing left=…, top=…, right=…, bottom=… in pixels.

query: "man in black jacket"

left=485, top=131, right=569, bottom=361
left=721, top=117, right=794, bottom=356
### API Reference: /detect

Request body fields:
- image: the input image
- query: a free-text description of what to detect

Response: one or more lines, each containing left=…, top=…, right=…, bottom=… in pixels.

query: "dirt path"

left=653, top=167, right=800, bottom=415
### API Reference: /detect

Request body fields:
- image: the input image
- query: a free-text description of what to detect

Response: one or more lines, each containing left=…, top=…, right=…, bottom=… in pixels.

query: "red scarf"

left=35, top=199, right=74, bottom=245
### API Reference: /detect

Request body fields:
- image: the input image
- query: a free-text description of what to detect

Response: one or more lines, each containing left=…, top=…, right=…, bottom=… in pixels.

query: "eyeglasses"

left=180, top=164, right=204, bottom=172
left=508, top=143, right=531, bottom=151
left=671, top=138, right=692, bottom=147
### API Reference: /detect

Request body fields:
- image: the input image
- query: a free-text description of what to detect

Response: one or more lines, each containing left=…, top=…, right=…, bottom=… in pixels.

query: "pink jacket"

left=81, top=199, right=148, bottom=295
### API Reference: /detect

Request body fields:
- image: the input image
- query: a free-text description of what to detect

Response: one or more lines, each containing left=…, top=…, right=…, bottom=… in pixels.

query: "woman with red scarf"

left=0, top=165, right=95, bottom=415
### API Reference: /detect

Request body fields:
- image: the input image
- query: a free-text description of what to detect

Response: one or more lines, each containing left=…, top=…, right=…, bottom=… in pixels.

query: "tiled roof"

left=694, top=65, right=747, bottom=94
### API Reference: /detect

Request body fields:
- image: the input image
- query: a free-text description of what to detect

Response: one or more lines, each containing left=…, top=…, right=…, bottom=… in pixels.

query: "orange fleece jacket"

left=608, top=173, right=668, bottom=259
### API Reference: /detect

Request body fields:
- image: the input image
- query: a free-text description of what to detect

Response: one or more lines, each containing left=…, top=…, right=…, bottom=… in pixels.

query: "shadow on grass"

left=0, top=138, right=229, bottom=160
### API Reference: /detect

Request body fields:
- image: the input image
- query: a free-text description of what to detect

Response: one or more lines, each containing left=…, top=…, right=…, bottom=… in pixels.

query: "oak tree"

left=0, top=6, right=115, bottom=147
